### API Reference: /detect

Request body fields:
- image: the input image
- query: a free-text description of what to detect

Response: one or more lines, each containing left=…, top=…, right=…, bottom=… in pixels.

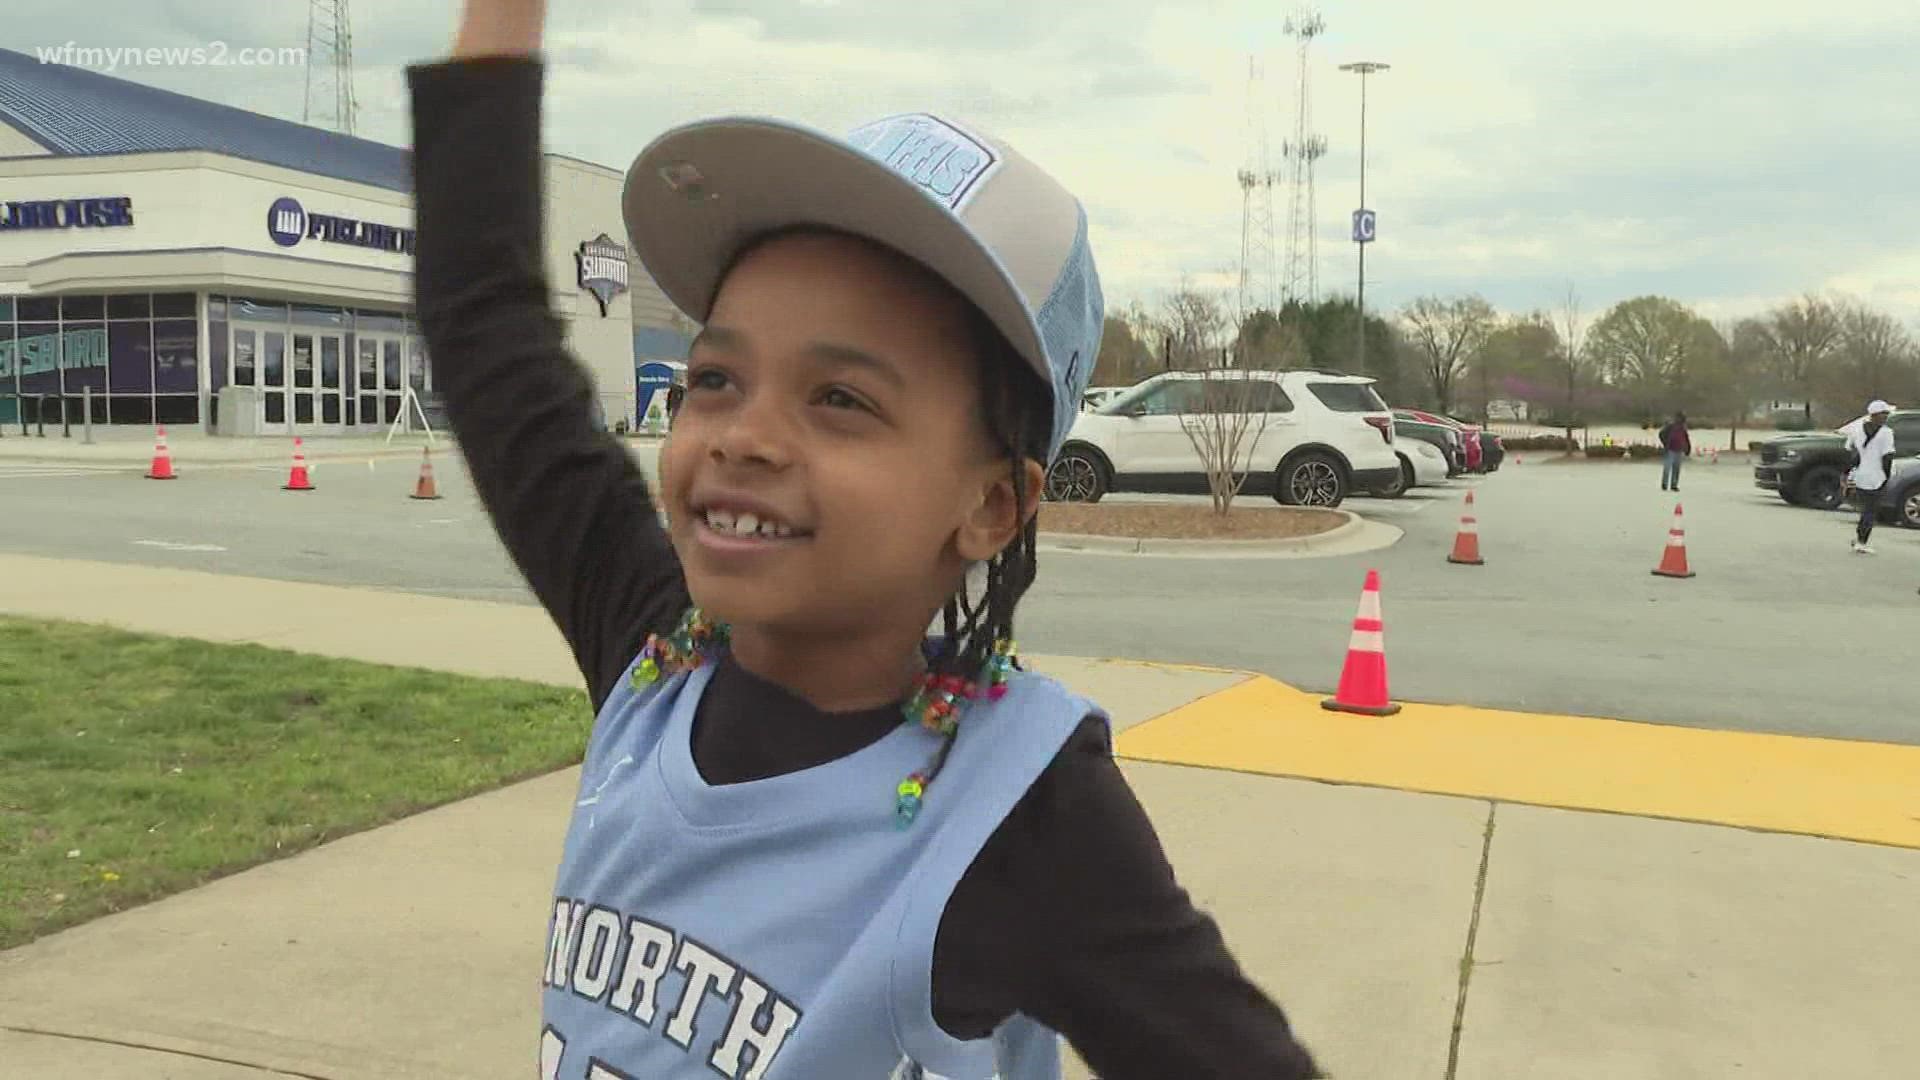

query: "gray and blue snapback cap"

left=622, top=112, right=1105, bottom=461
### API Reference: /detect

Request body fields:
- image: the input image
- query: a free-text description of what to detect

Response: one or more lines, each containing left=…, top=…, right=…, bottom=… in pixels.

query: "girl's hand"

left=451, top=0, right=547, bottom=57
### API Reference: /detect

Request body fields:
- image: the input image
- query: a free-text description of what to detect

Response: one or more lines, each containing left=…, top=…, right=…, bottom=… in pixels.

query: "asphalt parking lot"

left=0, top=446, right=1911, bottom=744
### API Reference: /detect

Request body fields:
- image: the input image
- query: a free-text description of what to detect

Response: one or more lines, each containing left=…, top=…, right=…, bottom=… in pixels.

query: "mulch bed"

left=1037, top=502, right=1347, bottom=540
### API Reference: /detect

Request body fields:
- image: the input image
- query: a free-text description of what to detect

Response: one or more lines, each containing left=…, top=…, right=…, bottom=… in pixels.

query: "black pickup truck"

left=1754, top=410, right=1920, bottom=510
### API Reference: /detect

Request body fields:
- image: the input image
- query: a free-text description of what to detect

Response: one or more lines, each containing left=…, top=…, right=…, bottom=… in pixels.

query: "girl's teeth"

left=702, top=508, right=795, bottom=538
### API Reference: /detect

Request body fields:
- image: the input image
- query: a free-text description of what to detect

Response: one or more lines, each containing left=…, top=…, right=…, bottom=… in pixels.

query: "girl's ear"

left=956, top=459, right=1045, bottom=563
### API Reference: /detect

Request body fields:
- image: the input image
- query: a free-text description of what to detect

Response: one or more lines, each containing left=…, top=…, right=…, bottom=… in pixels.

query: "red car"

left=1393, top=409, right=1503, bottom=473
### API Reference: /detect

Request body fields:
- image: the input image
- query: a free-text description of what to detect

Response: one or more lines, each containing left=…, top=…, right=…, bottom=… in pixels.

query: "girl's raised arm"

left=409, top=1, right=688, bottom=708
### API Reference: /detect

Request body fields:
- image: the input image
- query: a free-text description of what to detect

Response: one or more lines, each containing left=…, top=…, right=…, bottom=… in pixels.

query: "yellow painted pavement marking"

left=1115, top=675, right=1920, bottom=850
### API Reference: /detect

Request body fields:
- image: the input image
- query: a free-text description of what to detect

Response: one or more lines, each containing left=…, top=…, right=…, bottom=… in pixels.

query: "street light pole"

left=1339, top=61, right=1388, bottom=373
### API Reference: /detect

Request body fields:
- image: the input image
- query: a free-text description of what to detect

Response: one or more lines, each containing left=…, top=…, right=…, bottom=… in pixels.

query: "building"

left=0, top=46, right=681, bottom=435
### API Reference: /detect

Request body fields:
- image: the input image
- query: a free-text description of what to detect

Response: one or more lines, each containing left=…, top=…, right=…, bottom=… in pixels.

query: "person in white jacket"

left=1844, top=399, right=1898, bottom=554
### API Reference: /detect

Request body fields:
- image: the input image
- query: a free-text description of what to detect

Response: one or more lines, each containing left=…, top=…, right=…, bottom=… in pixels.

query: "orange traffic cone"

left=283, top=437, right=315, bottom=491
left=1652, top=503, right=1695, bottom=578
left=145, top=425, right=176, bottom=480
left=1447, top=490, right=1484, bottom=565
left=1321, top=569, right=1402, bottom=717
left=410, top=445, right=442, bottom=500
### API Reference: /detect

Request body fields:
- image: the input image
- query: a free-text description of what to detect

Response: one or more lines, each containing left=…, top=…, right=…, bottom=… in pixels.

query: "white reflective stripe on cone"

left=1348, top=629, right=1385, bottom=653
left=1356, top=590, right=1382, bottom=621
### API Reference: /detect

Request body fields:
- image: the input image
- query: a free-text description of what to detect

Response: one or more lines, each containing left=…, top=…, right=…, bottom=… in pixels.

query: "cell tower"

left=1281, top=10, right=1328, bottom=306
left=303, top=0, right=359, bottom=135
left=1237, top=56, right=1281, bottom=328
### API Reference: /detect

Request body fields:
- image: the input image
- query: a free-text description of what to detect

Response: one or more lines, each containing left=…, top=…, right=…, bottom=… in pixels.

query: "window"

left=59, top=322, right=108, bottom=395
left=210, top=321, right=228, bottom=393
left=1235, top=379, right=1295, bottom=414
left=292, top=304, right=348, bottom=328
left=230, top=296, right=288, bottom=322
left=61, top=294, right=106, bottom=321
left=152, top=293, right=196, bottom=319
left=17, top=297, right=59, bottom=322
left=1131, top=380, right=1206, bottom=416
left=108, top=294, right=152, bottom=320
left=355, top=308, right=405, bottom=334
left=1307, top=382, right=1388, bottom=412
left=108, top=321, right=153, bottom=393
left=152, top=321, right=198, bottom=394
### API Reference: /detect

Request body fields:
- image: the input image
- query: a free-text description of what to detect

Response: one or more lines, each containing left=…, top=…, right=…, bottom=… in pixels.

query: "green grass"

left=0, top=616, right=592, bottom=951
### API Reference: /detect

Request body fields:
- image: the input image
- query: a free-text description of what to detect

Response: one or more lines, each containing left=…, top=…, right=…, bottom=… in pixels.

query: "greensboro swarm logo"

left=577, top=234, right=631, bottom=316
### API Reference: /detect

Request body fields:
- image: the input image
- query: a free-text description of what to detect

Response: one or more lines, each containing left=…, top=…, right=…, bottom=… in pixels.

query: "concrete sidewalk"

left=3, top=555, right=1917, bottom=1079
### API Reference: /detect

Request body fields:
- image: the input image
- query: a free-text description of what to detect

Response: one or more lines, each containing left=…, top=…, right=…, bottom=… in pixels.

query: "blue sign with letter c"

left=1352, top=209, right=1377, bottom=244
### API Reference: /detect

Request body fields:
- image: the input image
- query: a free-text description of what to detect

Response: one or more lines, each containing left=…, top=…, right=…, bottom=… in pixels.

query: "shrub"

left=1626, top=444, right=1664, bottom=459
left=1585, top=444, right=1628, bottom=459
left=1503, top=435, right=1578, bottom=451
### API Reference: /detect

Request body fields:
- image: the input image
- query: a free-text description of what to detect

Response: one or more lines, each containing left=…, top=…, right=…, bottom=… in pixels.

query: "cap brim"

left=622, top=117, right=1050, bottom=400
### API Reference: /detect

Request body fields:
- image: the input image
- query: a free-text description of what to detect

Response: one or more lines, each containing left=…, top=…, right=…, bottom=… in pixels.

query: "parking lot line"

left=1115, top=674, right=1920, bottom=850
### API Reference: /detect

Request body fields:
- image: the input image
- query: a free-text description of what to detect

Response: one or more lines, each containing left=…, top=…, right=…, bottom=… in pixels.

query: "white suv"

left=1044, top=369, right=1401, bottom=508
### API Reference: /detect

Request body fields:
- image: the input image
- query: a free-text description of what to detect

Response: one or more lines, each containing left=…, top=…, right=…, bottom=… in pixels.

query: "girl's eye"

left=818, top=386, right=872, bottom=412
left=688, top=368, right=729, bottom=391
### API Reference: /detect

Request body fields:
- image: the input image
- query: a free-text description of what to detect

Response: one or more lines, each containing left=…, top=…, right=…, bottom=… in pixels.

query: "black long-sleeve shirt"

left=406, top=55, right=1321, bottom=1079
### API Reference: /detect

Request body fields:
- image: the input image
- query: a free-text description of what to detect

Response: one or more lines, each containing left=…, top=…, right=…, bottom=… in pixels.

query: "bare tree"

left=1400, top=294, right=1497, bottom=415
left=1820, top=301, right=1920, bottom=417
left=1177, top=367, right=1285, bottom=514
left=1160, top=282, right=1230, bottom=370
left=1550, top=284, right=1589, bottom=448
left=1754, top=294, right=1842, bottom=424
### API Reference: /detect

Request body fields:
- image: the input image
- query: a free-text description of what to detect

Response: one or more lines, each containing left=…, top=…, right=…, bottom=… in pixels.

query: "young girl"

left=410, top=2, right=1323, bottom=1077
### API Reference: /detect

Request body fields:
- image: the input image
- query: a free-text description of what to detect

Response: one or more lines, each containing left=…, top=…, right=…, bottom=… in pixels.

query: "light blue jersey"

left=538, top=651, right=1104, bottom=1079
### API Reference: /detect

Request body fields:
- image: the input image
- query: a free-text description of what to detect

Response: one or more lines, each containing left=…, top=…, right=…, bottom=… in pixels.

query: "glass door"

left=316, top=332, right=345, bottom=427
left=289, top=332, right=319, bottom=433
left=355, top=335, right=383, bottom=431
left=381, top=338, right=404, bottom=426
left=353, top=335, right=404, bottom=430
left=261, top=329, right=288, bottom=433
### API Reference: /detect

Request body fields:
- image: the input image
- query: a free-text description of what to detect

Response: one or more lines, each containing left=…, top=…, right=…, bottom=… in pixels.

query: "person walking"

left=1843, top=400, right=1898, bottom=554
left=1658, top=411, right=1691, bottom=491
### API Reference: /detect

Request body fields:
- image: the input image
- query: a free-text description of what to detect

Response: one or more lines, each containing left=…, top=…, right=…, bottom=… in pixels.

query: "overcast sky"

left=10, top=0, right=1919, bottom=329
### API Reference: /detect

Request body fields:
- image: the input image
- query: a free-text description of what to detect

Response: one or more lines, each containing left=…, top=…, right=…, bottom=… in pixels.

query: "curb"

left=1038, top=508, right=1365, bottom=555
left=0, top=443, right=448, bottom=468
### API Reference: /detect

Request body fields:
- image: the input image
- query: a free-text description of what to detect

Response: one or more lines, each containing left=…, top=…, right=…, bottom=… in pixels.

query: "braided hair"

left=915, top=304, right=1051, bottom=786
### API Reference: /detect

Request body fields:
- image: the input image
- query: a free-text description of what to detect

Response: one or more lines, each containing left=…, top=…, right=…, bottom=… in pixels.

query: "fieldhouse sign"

left=0, top=196, right=134, bottom=232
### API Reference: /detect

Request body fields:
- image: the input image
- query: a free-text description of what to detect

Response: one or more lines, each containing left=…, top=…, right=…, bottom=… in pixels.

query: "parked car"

left=1755, top=409, right=1920, bottom=510
left=1045, top=369, right=1401, bottom=508
left=1394, top=417, right=1467, bottom=477
left=1398, top=437, right=1452, bottom=490
left=1081, top=387, right=1128, bottom=412
left=1392, top=409, right=1503, bottom=474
